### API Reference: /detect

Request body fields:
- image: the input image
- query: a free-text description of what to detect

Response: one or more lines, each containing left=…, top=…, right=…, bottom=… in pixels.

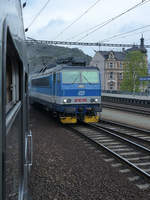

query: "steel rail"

left=87, top=123, right=150, bottom=153
left=100, top=119, right=150, bottom=134
left=96, top=122, right=150, bottom=146
left=69, top=124, right=150, bottom=180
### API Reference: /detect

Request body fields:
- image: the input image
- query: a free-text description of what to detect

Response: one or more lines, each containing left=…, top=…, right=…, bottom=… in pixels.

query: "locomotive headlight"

left=63, top=99, right=71, bottom=103
left=90, top=98, right=98, bottom=103
left=63, top=99, right=67, bottom=103
left=67, top=99, right=71, bottom=103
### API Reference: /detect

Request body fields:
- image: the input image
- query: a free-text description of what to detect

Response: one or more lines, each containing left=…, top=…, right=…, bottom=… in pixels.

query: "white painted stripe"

left=30, top=91, right=101, bottom=105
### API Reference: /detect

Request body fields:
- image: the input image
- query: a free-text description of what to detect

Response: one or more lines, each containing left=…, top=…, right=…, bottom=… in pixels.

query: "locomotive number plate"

left=74, top=99, right=87, bottom=102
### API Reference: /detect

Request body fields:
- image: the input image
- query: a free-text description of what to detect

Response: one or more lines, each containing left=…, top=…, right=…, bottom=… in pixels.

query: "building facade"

left=90, top=37, right=147, bottom=91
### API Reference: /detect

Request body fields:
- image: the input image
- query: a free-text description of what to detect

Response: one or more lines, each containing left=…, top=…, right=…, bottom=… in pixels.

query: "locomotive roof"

left=31, top=64, right=100, bottom=79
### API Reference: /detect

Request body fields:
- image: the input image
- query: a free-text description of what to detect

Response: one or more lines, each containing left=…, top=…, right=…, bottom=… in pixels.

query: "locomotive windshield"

left=62, top=70, right=99, bottom=84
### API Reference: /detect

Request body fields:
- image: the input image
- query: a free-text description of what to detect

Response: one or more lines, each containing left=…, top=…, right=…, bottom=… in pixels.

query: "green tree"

left=120, top=51, right=148, bottom=92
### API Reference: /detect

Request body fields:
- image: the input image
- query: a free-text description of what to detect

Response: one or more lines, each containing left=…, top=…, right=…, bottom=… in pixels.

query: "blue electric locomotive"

left=30, top=63, right=102, bottom=123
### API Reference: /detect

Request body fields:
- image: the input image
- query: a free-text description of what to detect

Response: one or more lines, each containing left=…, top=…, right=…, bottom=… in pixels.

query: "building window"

left=119, top=73, right=123, bottom=80
left=109, top=52, right=114, bottom=59
left=120, top=63, right=123, bottom=68
left=110, top=72, right=113, bottom=79
left=109, top=62, right=113, bottom=68
left=109, top=81, right=114, bottom=90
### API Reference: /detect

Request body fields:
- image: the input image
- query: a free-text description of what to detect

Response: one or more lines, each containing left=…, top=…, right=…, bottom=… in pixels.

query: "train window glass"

left=6, top=57, right=12, bottom=104
left=82, top=71, right=99, bottom=83
left=31, top=77, right=49, bottom=87
left=62, top=70, right=80, bottom=83
left=6, top=56, right=20, bottom=113
left=62, top=70, right=99, bottom=84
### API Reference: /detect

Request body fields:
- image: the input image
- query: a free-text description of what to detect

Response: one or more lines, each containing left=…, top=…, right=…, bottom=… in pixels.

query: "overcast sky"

left=22, top=0, right=150, bottom=59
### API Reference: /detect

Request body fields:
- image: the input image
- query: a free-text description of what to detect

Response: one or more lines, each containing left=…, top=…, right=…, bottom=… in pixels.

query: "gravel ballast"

left=29, top=106, right=150, bottom=200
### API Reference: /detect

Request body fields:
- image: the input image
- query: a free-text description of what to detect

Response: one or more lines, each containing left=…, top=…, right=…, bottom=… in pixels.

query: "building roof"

left=98, top=50, right=126, bottom=61
left=126, top=44, right=147, bottom=54
left=97, top=37, right=147, bottom=61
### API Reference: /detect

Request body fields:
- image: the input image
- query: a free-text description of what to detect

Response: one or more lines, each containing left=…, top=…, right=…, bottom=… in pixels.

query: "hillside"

left=27, top=43, right=92, bottom=73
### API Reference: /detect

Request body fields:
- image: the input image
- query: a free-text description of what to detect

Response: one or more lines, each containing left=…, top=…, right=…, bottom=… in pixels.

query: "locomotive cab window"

left=62, top=69, right=99, bottom=84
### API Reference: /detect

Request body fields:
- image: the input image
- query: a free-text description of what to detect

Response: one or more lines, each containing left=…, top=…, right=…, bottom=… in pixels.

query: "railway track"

left=97, top=120, right=150, bottom=149
left=102, top=102, right=150, bottom=115
left=68, top=122, right=150, bottom=184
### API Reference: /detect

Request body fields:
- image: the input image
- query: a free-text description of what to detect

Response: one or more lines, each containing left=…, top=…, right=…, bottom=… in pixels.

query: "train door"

left=56, top=72, right=60, bottom=96
left=53, top=73, right=56, bottom=102
left=0, top=24, right=31, bottom=200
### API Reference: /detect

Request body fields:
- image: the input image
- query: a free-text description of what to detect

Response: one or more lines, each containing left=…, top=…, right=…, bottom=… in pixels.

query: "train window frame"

left=6, top=55, right=20, bottom=113
left=31, top=76, right=50, bottom=88
left=1, top=23, right=25, bottom=200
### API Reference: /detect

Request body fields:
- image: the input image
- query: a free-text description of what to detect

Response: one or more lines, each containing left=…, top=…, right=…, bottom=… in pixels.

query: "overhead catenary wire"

left=25, top=0, right=51, bottom=32
left=109, top=29, right=150, bottom=41
left=100, top=24, right=150, bottom=42
left=66, top=20, right=109, bottom=41
left=69, top=0, right=150, bottom=42
left=77, top=0, right=150, bottom=42
left=54, top=0, right=103, bottom=40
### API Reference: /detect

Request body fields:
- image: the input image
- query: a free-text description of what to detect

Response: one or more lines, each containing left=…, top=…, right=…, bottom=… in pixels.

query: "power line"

left=77, top=0, right=150, bottom=41
left=54, top=0, right=103, bottom=40
left=67, top=2, right=147, bottom=41
left=25, top=0, right=51, bottom=32
left=110, top=28, right=150, bottom=41
left=100, top=24, right=150, bottom=42
left=71, top=0, right=150, bottom=42
left=66, top=20, right=109, bottom=41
